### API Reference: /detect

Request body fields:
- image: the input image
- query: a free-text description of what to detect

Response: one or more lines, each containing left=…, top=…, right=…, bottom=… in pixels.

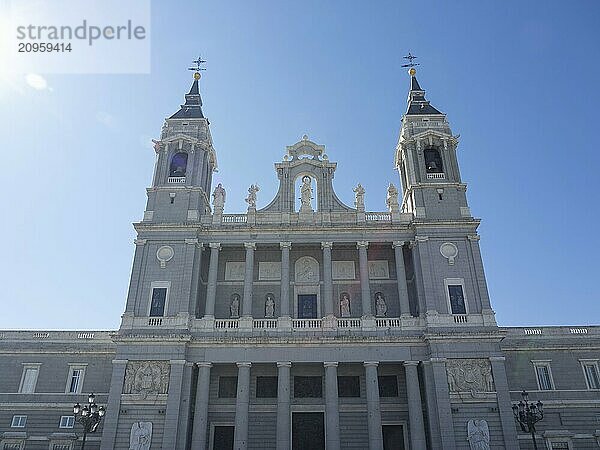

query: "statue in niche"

left=300, top=176, right=313, bottom=211
left=340, top=293, right=351, bottom=317
left=265, top=294, right=275, bottom=318
left=386, top=183, right=399, bottom=212
left=129, top=421, right=152, bottom=450
left=353, top=183, right=365, bottom=210
left=230, top=294, right=240, bottom=318
left=245, top=184, right=259, bottom=209
left=375, top=292, right=387, bottom=317
left=467, top=419, right=490, bottom=450
left=212, top=183, right=226, bottom=212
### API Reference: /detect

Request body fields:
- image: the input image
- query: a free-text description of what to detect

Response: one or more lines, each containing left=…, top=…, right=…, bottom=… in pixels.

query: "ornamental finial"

left=402, top=52, right=419, bottom=76
left=188, top=55, right=207, bottom=80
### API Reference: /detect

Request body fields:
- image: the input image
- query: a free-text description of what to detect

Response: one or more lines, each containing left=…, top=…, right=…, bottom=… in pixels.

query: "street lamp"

left=73, top=393, right=106, bottom=450
left=512, top=390, right=544, bottom=450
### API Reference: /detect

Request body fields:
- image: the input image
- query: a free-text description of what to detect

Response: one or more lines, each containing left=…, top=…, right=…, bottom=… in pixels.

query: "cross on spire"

left=188, top=56, right=207, bottom=77
left=401, top=52, right=420, bottom=69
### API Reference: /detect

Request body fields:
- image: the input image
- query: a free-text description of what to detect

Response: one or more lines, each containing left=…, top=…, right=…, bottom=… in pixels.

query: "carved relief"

left=225, top=262, right=245, bottom=281
left=258, top=262, right=281, bottom=280
left=295, top=256, right=319, bottom=283
left=123, top=361, right=170, bottom=396
left=446, top=359, right=494, bottom=395
left=368, top=261, right=389, bottom=279
left=332, top=261, right=355, bottom=280
left=129, top=421, right=152, bottom=450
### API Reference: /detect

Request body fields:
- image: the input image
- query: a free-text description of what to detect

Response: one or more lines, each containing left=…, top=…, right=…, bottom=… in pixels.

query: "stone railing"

left=292, top=319, right=323, bottom=329
left=503, top=326, right=598, bottom=336
left=167, top=176, right=186, bottom=183
left=365, top=212, right=391, bottom=221
left=337, top=318, right=361, bottom=328
left=0, top=331, right=112, bottom=341
left=253, top=319, right=277, bottom=329
left=222, top=214, right=248, bottom=223
left=215, top=319, right=239, bottom=329
left=426, top=172, right=445, bottom=179
left=375, top=318, right=402, bottom=328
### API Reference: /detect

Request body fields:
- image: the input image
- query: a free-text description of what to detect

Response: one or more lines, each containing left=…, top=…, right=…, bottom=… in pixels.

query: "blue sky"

left=1, top=0, right=599, bottom=330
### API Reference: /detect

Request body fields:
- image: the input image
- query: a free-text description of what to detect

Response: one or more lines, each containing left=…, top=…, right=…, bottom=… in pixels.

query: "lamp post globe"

left=512, top=390, right=545, bottom=450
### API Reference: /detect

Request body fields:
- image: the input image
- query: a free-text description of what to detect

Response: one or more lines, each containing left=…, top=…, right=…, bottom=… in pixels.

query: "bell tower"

left=395, top=67, right=471, bottom=220
left=143, top=60, right=217, bottom=224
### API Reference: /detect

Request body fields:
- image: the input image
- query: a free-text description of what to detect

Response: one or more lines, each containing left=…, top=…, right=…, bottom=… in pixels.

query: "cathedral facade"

left=1, top=69, right=599, bottom=450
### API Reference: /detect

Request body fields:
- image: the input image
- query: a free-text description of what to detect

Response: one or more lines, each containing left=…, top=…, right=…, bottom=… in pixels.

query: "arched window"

left=424, top=148, right=443, bottom=173
left=169, top=152, right=188, bottom=177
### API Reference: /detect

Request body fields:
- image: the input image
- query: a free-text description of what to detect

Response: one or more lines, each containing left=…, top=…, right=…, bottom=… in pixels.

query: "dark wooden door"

left=298, top=294, right=317, bottom=318
left=382, top=424, right=405, bottom=450
left=213, top=425, right=234, bottom=450
left=292, top=412, right=325, bottom=450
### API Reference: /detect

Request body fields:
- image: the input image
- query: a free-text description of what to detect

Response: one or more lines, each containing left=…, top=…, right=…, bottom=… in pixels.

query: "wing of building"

left=1, top=69, right=599, bottom=450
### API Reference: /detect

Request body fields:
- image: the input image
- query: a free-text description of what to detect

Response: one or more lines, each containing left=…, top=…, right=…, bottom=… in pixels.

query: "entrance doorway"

left=297, top=294, right=318, bottom=318
left=382, top=424, right=406, bottom=450
left=212, top=425, right=234, bottom=450
left=292, top=412, right=325, bottom=450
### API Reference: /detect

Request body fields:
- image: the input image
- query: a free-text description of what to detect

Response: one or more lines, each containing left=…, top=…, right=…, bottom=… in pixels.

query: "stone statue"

left=375, top=292, right=387, bottom=317
left=245, top=184, right=259, bottom=209
left=467, top=419, right=490, bottom=450
left=230, top=294, right=240, bottom=318
left=129, top=421, right=152, bottom=450
left=340, top=293, right=351, bottom=317
left=265, top=294, right=275, bottom=318
left=386, top=183, right=399, bottom=212
left=300, top=176, right=313, bottom=211
left=353, top=183, right=365, bottom=210
left=212, top=183, right=226, bottom=212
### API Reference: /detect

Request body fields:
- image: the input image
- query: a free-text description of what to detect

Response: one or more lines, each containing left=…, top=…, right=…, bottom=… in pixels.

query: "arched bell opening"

left=169, top=152, right=188, bottom=178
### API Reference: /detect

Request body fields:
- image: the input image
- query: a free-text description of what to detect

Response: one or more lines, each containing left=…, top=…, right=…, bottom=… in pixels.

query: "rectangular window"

left=533, top=362, right=555, bottom=390
left=10, top=415, right=27, bottom=428
left=59, top=415, right=75, bottom=428
left=256, top=376, right=278, bottom=398
left=337, top=376, right=360, bottom=398
left=293, top=376, right=322, bottom=398
left=582, top=362, right=600, bottom=390
left=19, top=365, right=39, bottom=393
left=378, top=375, right=399, bottom=397
left=218, top=376, right=238, bottom=398
left=447, top=284, right=466, bottom=314
left=149, top=287, right=167, bottom=317
left=68, top=368, right=84, bottom=394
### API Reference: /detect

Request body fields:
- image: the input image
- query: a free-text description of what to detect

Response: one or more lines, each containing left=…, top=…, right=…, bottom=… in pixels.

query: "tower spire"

left=401, top=53, right=442, bottom=116
left=169, top=56, right=207, bottom=119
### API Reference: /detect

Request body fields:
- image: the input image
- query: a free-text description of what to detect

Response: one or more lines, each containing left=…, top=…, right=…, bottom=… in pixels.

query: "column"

left=233, top=362, right=251, bottom=450
left=99, top=359, right=127, bottom=450
left=162, top=360, right=186, bottom=449
left=322, top=242, right=334, bottom=316
left=279, top=243, right=291, bottom=317
left=186, top=144, right=196, bottom=186
left=324, top=362, right=341, bottom=450
left=468, top=235, right=492, bottom=310
left=242, top=243, right=256, bottom=317
left=392, top=241, right=411, bottom=316
left=204, top=243, right=221, bottom=317
left=403, top=361, right=427, bottom=450
left=175, top=362, right=195, bottom=450
left=125, top=239, right=146, bottom=314
left=364, top=362, right=383, bottom=450
left=182, top=239, right=200, bottom=316
left=276, top=362, right=292, bottom=450
left=421, top=361, right=441, bottom=449
left=415, top=236, right=438, bottom=314
left=430, top=358, right=456, bottom=450
left=358, top=241, right=372, bottom=316
left=409, top=240, right=426, bottom=316
left=490, top=357, right=519, bottom=448
left=190, top=362, right=212, bottom=450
